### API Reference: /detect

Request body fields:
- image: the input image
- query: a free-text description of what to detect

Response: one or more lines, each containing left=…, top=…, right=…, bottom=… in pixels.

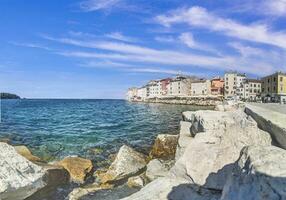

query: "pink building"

left=211, top=77, right=224, bottom=96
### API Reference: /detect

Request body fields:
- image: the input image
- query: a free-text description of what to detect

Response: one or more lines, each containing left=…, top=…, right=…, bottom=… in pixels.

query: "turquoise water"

left=0, top=99, right=210, bottom=166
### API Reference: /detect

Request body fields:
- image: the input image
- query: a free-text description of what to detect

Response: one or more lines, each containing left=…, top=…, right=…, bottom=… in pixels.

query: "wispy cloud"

left=79, top=0, right=121, bottom=12
left=155, top=36, right=176, bottom=43
left=156, top=6, right=286, bottom=49
left=9, top=42, right=52, bottom=51
left=105, top=32, right=137, bottom=43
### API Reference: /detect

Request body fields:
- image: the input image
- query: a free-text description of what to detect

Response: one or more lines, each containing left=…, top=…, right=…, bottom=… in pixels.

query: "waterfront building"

left=211, top=77, right=224, bottom=96
left=146, top=80, right=160, bottom=98
left=127, top=87, right=138, bottom=101
left=239, top=79, right=261, bottom=101
left=191, top=79, right=211, bottom=96
left=137, top=87, right=147, bottom=100
left=261, top=72, right=286, bottom=103
left=224, top=71, right=246, bottom=99
left=160, top=78, right=172, bottom=96
left=167, top=76, right=192, bottom=96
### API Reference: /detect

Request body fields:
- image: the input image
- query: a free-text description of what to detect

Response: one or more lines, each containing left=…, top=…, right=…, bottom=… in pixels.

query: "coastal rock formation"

left=177, top=109, right=272, bottom=190
left=14, top=145, right=42, bottom=162
left=149, top=134, right=178, bottom=160
left=122, top=177, right=220, bottom=200
left=175, top=121, right=193, bottom=160
left=146, top=159, right=169, bottom=181
left=0, top=142, right=45, bottom=200
left=100, top=145, right=147, bottom=184
left=221, top=145, right=286, bottom=200
left=127, top=175, right=146, bottom=188
left=26, top=164, right=70, bottom=200
left=57, top=156, right=93, bottom=184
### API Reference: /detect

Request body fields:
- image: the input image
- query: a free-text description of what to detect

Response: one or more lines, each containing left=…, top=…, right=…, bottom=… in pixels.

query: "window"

left=281, top=77, right=283, bottom=82
left=254, top=84, right=256, bottom=87
left=274, top=77, right=276, bottom=82
left=274, top=86, right=276, bottom=91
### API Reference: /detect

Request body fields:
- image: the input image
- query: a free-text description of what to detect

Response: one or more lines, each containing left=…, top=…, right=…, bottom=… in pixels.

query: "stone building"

left=167, top=76, right=192, bottom=96
left=191, top=80, right=211, bottom=96
left=261, top=72, right=286, bottom=103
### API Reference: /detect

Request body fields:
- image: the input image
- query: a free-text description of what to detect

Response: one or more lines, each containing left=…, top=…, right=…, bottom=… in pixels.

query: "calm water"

left=0, top=99, right=210, bottom=166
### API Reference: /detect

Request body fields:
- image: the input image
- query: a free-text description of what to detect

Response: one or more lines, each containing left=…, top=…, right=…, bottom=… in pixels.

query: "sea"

left=0, top=99, right=211, bottom=167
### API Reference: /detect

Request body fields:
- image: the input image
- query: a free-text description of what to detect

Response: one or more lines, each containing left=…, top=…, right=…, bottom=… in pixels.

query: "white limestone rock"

left=221, top=145, right=286, bottom=200
left=176, top=121, right=193, bottom=160
left=0, top=142, right=46, bottom=200
left=173, top=110, right=272, bottom=190
left=121, top=177, right=220, bottom=200
left=146, top=159, right=169, bottom=181
left=101, top=145, right=147, bottom=183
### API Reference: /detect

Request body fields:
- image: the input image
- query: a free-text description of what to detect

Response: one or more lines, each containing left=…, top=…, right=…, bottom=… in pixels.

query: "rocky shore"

left=133, top=96, right=222, bottom=106
left=1, top=102, right=286, bottom=200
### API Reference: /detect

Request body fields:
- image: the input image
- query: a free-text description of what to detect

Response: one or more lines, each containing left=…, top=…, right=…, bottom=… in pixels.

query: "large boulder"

left=149, top=134, right=178, bottom=160
left=221, top=145, right=286, bottom=200
left=145, top=159, right=169, bottom=181
left=57, top=156, right=93, bottom=184
left=173, top=110, right=272, bottom=190
left=100, top=145, right=147, bottom=184
left=121, top=177, right=220, bottom=200
left=26, top=164, right=70, bottom=200
left=0, top=142, right=46, bottom=200
left=176, top=121, right=193, bottom=160
left=14, top=145, right=42, bottom=162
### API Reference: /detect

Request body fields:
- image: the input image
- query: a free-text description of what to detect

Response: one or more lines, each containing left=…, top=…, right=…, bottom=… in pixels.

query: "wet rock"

left=14, top=145, right=42, bottom=162
left=0, top=142, right=46, bottom=200
left=0, top=137, right=11, bottom=144
left=101, top=145, right=147, bottom=184
left=174, top=110, right=272, bottom=190
left=149, top=134, right=178, bottom=160
left=146, top=159, right=169, bottom=181
left=221, top=145, right=286, bottom=200
left=57, top=156, right=93, bottom=184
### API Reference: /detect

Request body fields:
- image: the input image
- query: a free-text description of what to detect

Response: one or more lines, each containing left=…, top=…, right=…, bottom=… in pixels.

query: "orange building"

left=211, top=77, right=224, bottom=96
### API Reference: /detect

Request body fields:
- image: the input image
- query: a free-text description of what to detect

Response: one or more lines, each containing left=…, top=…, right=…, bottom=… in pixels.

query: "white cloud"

left=155, top=36, right=176, bottom=43
left=80, top=0, right=121, bottom=11
left=156, top=6, right=286, bottom=49
left=262, top=0, right=286, bottom=16
left=9, top=42, right=52, bottom=51
left=179, top=32, right=196, bottom=48
left=105, top=32, right=137, bottom=43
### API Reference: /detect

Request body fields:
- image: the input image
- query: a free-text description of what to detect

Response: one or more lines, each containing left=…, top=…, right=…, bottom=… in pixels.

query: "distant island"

left=0, top=92, right=21, bottom=99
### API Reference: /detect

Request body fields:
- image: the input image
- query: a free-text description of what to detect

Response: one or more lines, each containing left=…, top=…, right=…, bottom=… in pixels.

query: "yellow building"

left=261, top=72, right=286, bottom=103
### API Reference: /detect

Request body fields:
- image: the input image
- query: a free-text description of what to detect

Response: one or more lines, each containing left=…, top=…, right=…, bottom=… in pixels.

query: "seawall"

left=132, top=96, right=222, bottom=106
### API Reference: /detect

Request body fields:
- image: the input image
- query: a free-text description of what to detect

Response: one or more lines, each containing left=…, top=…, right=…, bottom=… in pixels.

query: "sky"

left=0, top=0, right=286, bottom=99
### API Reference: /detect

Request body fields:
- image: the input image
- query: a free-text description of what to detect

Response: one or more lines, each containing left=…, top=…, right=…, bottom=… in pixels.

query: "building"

left=261, top=72, right=286, bottom=103
left=127, top=87, right=138, bottom=101
left=167, top=76, right=192, bottom=96
left=224, top=71, right=246, bottom=99
left=211, top=77, right=224, bottom=96
left=160, top=78, right=172, bottom=96
left=239, top=79, right=261, bottom=101
left=146, top=80, right=160, bottom=98
left=191, top=79, right=211, bottom=96
left=137, top=87, right=147, bottom=100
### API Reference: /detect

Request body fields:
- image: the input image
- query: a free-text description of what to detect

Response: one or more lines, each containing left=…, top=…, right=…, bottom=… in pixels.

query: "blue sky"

left=1, top=0, right=286, bottom=98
